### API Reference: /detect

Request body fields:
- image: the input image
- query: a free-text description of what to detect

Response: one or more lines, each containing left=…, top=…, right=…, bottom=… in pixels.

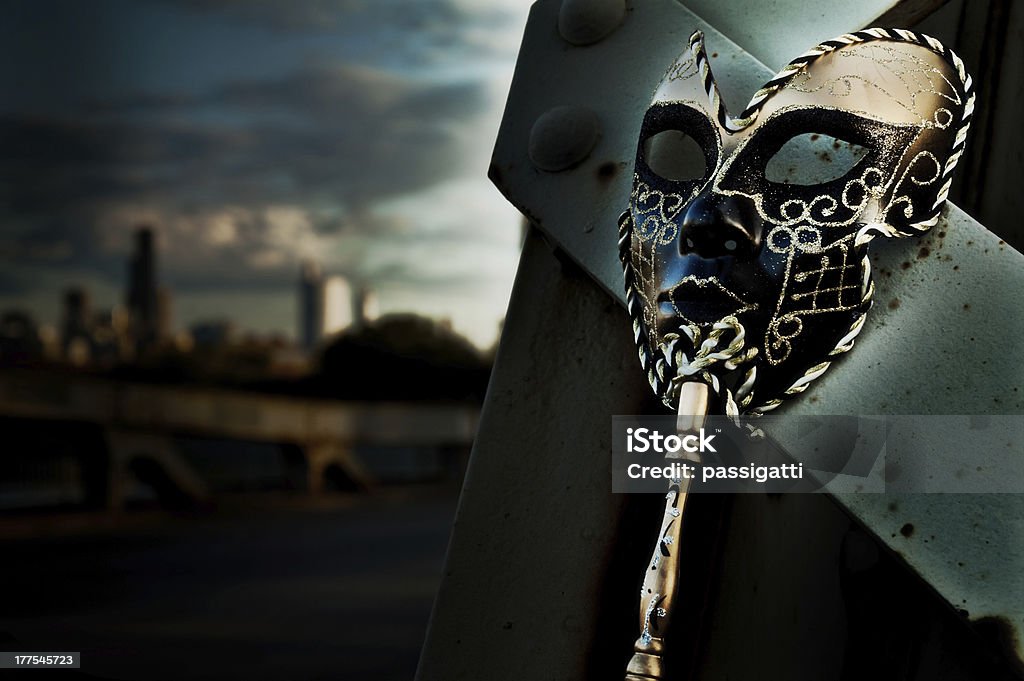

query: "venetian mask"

left=619, top=28, right=974, bottom=414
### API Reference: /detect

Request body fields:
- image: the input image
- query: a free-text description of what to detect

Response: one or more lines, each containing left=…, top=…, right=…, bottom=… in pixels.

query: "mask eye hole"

left=765, top=133, right=869, bottom=185
left=642, top=130, right=706, bottom=182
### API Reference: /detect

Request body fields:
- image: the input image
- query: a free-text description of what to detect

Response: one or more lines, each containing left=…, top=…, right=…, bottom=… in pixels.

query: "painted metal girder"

left=489, top=0, right=1024, bottom=655
left=682, top=0, right=946, bottom=71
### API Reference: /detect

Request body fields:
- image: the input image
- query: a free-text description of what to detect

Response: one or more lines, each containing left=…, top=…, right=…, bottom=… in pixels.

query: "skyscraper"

left=352, top=285, right=379, bottom=331
left=298, top=262, right=355, bottom=351
left=322, top=275, right=352, bottom=337
left=61, top=287, right=91, bottom=344
left=126, top=226, right=159, bottom=350
left=299, top=260, right=323, bottom=352
left=60, top=286, right=93, bottom=363
left=157, top=287, right=173, bottom=340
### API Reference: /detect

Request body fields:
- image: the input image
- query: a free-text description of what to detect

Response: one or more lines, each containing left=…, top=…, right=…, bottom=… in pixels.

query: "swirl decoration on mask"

left=619, top=28, right=974, bottom=413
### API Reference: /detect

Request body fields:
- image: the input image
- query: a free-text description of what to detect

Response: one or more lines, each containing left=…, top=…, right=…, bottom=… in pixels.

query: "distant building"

left=61, top=286, right=92, bottom=361
left=352, top=286, right=379, bottom=331
left=189, top=319, right=236, bottom=348
left=126, top=226, right=160, bottom=350
left=0, top=309, right=44, bottom=364
left=299, top=260, right=323, bottom=351
left=322, top=275, right=352, bottom=338
left=157, top=287, right=173, bottom=340
left=298, top=262, right=356, bottom=351
left=91, top=306, right=131, bottom=366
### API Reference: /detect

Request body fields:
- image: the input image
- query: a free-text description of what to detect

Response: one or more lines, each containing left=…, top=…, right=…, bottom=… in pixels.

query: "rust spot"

left=832, top=140, right=841, bottom=149
left=596, top=161, right=620, bottom=183
left=809, top=395, right=819, bottom=403
left=899, top=523, right=915, bottom=538
left=901, top=261, right=911, bottom=270
left=888, top=298, right=900, bottom=310
left=971, top=616, right=1024, bottom=676
left=953, top=265, right=960, bottom=271
left=963, top=303, right=970, bottom=311
left=711, top=51, right=718, bottom=58
left=938, top=231, right=946, bottom=238
left=917, top=246, right=930, bottom=259
left=810, top=133, right=820, bottom=141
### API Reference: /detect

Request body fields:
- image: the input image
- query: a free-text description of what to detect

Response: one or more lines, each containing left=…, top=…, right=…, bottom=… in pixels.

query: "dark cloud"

left=164, top=0, right=516, bottom=36
left=366, top=259, right=487, bottom=292
left=7, top=61, right=484, bottom=202
left=0, top=59, right=488, bottom=292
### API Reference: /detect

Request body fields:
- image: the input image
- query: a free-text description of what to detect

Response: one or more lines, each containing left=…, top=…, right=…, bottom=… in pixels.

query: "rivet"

left=528, top=105, right=600, bottom=172
left=558, top=0, right=626, bottom=46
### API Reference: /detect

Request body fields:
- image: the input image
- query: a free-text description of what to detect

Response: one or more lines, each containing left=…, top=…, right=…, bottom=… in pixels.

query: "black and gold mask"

left=620, top=29, right=974, bottom=414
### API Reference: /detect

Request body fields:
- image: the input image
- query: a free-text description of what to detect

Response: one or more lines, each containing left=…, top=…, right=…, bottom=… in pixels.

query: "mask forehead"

left=651, top=45, right=705, bottom=108
left=762, top=40, right=964, bottom=127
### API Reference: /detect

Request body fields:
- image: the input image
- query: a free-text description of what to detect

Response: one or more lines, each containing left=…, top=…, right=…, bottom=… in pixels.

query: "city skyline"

left=0, top=0, right=529, bottom=349
left=0, top=221, right=496, bottom=377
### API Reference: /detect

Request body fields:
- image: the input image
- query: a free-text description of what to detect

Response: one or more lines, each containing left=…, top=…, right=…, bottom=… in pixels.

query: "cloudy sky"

left=0, top=0, right=530, bottom=347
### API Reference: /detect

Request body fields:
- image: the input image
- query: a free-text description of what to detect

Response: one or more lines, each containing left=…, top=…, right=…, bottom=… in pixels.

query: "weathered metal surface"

left=558, top=0, right=627, bottom=46
left=681, top=0, right=945, bottom=70
left=766, top=209, right=1024, bottom=649
left=417, top=231, right=660, bottom=680
left=488, top=0, right=1024, bottom=656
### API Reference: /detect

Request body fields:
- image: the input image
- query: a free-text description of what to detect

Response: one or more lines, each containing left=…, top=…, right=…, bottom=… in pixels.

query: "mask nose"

left=679, top=193, right=762, bottom=258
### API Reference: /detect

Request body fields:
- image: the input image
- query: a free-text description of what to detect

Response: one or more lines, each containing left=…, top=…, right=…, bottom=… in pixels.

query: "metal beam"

left=418, top=231, right=680, bottom=680
left=481, top=0, right=1023, bottom=659
left=682, top=0, right=949, bottom=70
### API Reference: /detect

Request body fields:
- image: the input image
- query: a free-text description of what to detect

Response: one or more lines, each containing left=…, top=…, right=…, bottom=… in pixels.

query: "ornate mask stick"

left=620, top=28, right=974, bottom=680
